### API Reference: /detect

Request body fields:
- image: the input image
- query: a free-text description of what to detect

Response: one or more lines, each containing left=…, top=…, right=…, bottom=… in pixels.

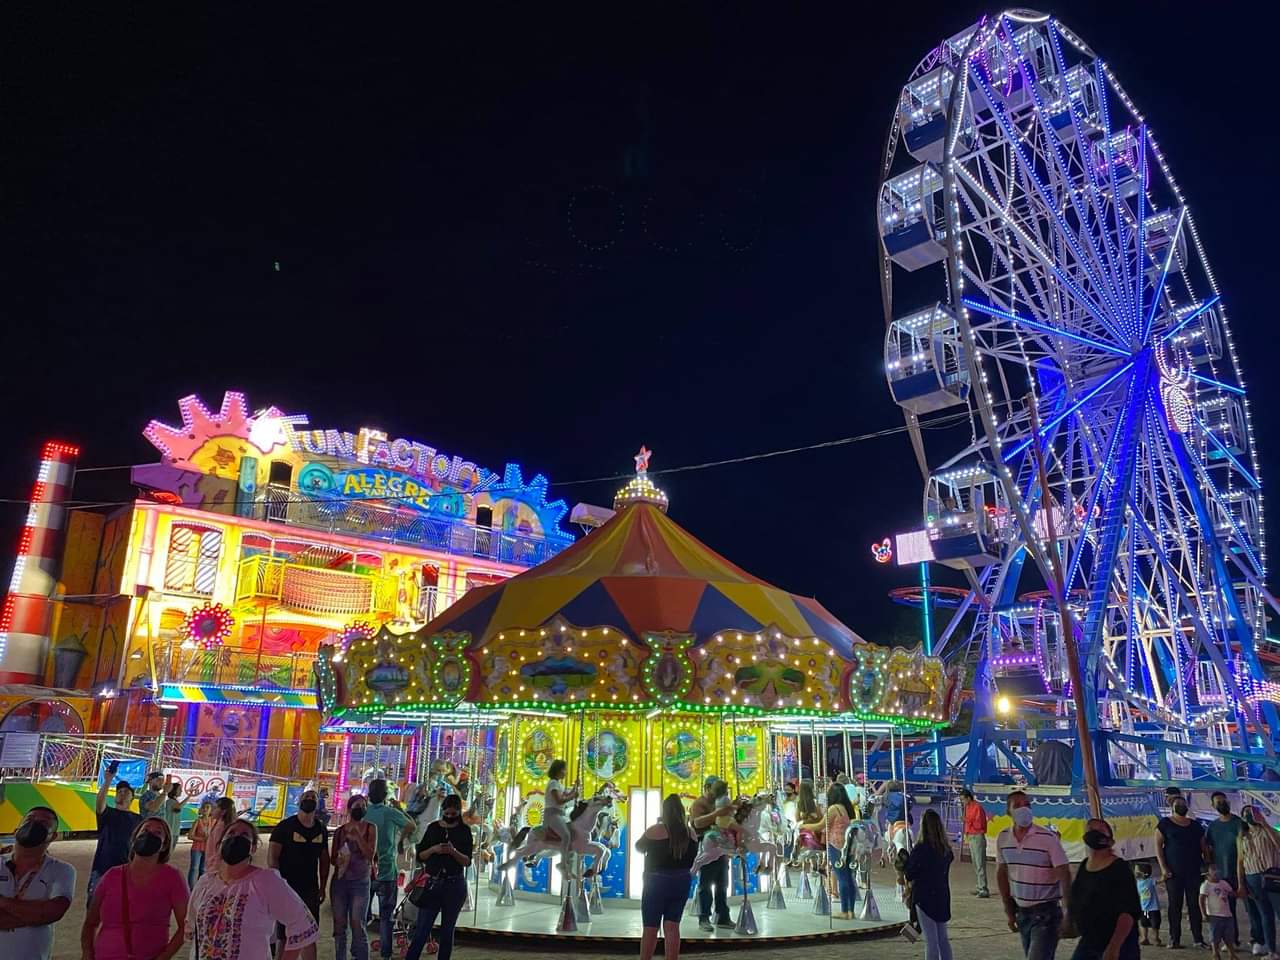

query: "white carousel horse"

left=498, top=787, right=618, bottom=884
left=689, top=793, right=777, bottom=874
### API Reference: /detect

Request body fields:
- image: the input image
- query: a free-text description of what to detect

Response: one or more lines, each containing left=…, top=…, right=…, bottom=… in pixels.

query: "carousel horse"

left=498, top=787, right=618, bottom=884
left=689, top=792, right=777, bottom=875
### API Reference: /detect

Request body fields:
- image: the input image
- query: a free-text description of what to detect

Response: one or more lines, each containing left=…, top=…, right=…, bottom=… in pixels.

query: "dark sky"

left=4, top=3, right=1278, bottom=640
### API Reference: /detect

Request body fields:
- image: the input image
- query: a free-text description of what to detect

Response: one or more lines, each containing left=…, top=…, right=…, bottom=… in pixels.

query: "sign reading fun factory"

left=283, top=423, right=499, bottom=493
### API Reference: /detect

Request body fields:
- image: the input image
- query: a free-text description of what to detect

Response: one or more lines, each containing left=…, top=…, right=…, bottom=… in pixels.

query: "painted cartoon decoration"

left=192, top=704, right=262, bottom=771
left=871, top=537, right=893, bottom=563
left=365, top=663, right=410, bottom=696
left=521, top=656, right=597, bottom=696
left=662, top=730, right=702, bottom=781
left=734, top=732, right=759, bottom=782
left=522, top=728, right=556, bottom=778
left=585, top=730, right=629, bottom=778
left=848, top=645, right=890, bottom=714
left=475, top=619, right=643, bottom=708
left=428, top=632, right=472, bottom=706
left=700, top=630, right=845, bottom=712
left=640, top=632, right=694, bottom=705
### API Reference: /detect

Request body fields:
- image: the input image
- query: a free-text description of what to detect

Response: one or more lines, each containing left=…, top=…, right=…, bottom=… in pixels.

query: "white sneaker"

left=1254, top=945, right=1268, bottom=956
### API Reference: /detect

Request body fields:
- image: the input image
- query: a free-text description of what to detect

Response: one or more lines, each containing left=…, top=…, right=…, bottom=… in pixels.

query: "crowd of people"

left=7, top=761, right=1280, bottom=960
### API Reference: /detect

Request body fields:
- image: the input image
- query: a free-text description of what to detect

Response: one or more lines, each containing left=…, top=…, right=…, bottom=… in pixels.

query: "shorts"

left=641, top=870, right=693, bottom=927
left=1209, top=916, right=1233, bottom=945
left=1140, top=910, right=1161, bottom=930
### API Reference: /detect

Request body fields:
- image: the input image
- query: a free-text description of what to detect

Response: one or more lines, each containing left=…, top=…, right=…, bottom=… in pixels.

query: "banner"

left=99, top=758, right=148, bottom=791
left=165, top=767, right=229, bottom=800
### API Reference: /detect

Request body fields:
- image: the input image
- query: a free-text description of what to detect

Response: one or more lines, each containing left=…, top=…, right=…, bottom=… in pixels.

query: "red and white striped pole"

left=0, top=441, right=80, bottom=684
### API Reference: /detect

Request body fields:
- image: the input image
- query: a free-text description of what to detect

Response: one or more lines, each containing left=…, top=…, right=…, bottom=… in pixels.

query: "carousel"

left=318, top=452, right=960, bottom=942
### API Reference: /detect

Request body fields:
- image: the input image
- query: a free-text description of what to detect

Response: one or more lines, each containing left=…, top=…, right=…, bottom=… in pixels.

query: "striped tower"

left=0, top=441, right=80, bottom=684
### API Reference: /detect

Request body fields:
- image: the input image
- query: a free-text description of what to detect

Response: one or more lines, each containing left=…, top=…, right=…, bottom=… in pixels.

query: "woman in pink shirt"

left=81, top=816, right=190, bottom=960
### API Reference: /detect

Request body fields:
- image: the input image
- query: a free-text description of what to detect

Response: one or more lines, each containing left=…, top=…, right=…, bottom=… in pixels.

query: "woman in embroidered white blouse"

left=185, top=818, right=318, bottom=960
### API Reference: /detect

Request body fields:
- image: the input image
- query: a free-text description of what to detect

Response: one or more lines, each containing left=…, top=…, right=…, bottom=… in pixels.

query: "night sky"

left=4, top=4, right=1278, bottom=641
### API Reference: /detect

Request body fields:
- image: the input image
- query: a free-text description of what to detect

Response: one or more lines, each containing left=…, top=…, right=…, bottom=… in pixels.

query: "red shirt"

left=964, top=800, right=988, bottom=836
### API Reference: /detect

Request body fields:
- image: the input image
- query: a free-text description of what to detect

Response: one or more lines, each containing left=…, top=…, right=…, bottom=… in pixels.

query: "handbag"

left=1264, top=868, right=1280, bottom=894
left=407, top=869, right=442, bottom=907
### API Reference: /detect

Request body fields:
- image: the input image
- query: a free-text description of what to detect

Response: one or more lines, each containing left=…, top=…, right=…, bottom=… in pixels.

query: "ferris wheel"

left=877, top=10, right=1275, bottom=749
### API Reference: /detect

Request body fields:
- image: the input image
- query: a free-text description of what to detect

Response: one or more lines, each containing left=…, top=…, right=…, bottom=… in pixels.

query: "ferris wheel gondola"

left=878, top=10, right=1275, bottom=748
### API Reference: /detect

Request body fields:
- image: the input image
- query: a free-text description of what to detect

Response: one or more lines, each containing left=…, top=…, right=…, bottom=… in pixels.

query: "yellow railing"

left=235, top=556, right=396, bottom=616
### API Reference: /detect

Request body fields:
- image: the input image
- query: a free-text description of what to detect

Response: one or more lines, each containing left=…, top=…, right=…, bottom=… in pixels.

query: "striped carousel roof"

left=421, top=501, right=866, bottom=655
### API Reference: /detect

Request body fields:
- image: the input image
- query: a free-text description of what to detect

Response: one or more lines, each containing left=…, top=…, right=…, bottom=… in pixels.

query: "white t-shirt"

left=545, top=780, right=565, bottom=815
left=782, top=799, right=798, bottom=827
left=0, top=854, right=76, bottom=960
left=1201, top=879, right=1234, bottom=918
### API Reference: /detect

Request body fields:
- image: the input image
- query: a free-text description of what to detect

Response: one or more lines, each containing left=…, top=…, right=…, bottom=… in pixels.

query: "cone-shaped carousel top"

left=422, top=491, right=865, bottom=658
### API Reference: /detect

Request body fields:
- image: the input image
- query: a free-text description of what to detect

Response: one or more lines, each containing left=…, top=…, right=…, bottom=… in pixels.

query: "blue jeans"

left=372, top=879, right=398, bottom=959
left=698, top=858, right=731, bottom=924
left=918, top=905, right=954, bottom=960
left=1246, top=873, right=1278, bottom=955
left=188, top=849, right=205, bottom=890
left=332, top=876, right=371, bottom=960
left=405, top=875, right=467, bottom=960
left=826, top=843, right=857, bottom=913
left=1016, top=901, right=1062, bottom=960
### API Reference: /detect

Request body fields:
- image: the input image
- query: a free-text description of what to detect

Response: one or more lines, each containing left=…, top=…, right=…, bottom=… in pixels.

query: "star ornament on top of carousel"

left=634, top=445, right=652, bottom=474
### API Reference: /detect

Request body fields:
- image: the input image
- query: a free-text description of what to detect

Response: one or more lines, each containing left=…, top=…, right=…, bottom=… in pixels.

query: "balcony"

left=235, top=556, right=397, bottom=616
left=153, top=640, right=318, bottom=689
left=255, top=485, right=569, bottom=567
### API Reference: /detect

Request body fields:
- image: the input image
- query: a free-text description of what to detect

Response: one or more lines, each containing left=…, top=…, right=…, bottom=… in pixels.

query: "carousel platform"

left=454, top=883, right=908, bottom=944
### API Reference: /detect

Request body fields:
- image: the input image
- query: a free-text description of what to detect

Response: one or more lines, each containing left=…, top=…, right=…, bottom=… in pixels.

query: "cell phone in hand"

left=107, top=759, right=120, bottom=775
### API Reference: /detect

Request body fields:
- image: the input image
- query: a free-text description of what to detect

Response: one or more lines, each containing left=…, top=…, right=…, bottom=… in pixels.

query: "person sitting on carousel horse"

left=542, top=759, right=578, bottom=852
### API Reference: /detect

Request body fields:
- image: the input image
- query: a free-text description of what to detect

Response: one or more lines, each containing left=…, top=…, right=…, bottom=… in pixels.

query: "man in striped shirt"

left=997, top=791, right=1072, bottom=960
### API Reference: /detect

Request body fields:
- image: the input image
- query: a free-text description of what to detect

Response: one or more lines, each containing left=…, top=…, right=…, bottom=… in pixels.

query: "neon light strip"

left=1134, top=125, right=1149, bottom=340
left=961, top=298, right=1129, bottom=357
left=1196, top=416, right=1261, bottom=490
left=1160, top=295, right=1221, bottom=342
left=1191, top=373, right=1245, bottom=396
left=1141, top=206, right=1185, bottom=344
left=1003, top=362, right=1134, bottom=462
left=970, top=66, right=1129, bottom=342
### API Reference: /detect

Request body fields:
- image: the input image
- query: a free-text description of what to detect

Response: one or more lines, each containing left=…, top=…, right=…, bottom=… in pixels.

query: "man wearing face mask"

left=269, top=789, right=330, bottom=960
left=0, top=806, right=76, bottom=960
left=996, top=791, right=1072, bottom=960
left=1156, top=792, right=1208, bottom=948
left=1206, top=791, right=1247, bottom=950
left=90, top=761, right=141, bottom=899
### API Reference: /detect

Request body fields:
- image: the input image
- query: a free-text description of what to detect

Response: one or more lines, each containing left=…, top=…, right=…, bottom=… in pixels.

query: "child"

left=1135, top=861, right=1163, bottom=947
left=709, top=780, right=742, bottom=848
left=1200, top=863, right=1239, bottom=960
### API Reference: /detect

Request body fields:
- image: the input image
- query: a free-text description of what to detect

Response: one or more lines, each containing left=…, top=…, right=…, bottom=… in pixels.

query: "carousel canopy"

left=425, top=500, right=866, bottom=657
left=324, top=460, right=960, bottom=726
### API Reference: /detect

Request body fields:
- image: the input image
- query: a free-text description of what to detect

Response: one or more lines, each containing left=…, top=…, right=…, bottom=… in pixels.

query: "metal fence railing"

left=16, top=733, right=319, bottom=789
